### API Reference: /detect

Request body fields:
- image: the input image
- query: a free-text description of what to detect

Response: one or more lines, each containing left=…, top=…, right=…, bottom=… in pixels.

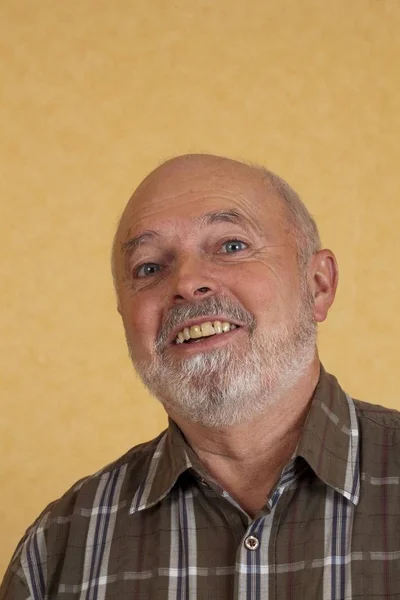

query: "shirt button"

left=244, top=535, right=260, bottom=551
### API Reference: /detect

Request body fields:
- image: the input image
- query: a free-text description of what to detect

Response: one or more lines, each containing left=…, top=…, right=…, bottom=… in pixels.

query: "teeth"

left=189, top=325, right=202, bottom=338
left=175, top=321, right=238, bottom=344
left=201, top=322, right=215, bottom=337
left=213, top=320, right=222, bottom=334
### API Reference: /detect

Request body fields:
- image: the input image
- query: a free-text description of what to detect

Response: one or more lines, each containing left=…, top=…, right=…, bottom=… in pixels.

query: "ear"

left=308, top=250, right=339, bottom=323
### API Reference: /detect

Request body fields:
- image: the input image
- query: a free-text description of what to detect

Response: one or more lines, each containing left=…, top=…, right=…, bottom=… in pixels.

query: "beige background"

left=1, top=0, right=400, bottom=575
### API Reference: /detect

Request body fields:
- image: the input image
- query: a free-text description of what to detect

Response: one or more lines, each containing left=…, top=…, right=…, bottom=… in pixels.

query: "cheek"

left=230, top=266, right=300, bottom=322
left=120, top=296, right=159, bottom=355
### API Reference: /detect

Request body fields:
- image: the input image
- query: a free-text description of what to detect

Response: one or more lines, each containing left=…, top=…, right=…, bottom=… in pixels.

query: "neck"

left=171, top=358, right=320, bottom=516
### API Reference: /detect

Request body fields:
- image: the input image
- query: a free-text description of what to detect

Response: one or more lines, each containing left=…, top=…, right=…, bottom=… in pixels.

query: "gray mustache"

left=155, top=295, right=256, bottom=353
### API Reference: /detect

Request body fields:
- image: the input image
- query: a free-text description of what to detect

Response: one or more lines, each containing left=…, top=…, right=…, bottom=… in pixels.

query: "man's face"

left=114, top=158, right=317, bottom=426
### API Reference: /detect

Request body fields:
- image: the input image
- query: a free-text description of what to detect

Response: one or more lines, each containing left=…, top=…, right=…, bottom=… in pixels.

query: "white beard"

left=126, top=288, right=317, bottom=427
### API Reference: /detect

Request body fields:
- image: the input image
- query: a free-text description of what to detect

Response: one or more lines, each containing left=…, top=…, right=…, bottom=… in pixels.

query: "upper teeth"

left=175, top=321, right=237, bottom=344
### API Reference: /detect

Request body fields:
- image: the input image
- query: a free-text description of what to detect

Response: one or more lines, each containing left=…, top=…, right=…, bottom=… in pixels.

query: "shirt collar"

left=129, top=419, right=196, bottom=514
left=130, top=365, right=361, bottom=514
left=296, top=365, right=360, bottom=505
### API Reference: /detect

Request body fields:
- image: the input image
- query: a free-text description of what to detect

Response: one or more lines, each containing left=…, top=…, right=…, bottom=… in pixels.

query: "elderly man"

left=1, top=154, right=399, bottom=599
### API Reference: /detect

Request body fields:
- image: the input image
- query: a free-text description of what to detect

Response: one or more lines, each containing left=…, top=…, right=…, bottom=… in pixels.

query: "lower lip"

left=168, top=327, right=243, bottom=355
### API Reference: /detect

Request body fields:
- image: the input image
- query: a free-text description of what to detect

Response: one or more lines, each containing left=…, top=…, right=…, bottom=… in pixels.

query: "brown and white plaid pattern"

left=2, top=366, right=400, bottom=599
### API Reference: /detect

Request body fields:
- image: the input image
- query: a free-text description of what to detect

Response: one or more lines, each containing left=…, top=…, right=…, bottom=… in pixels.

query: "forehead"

left=118, top=162, right=289, bottom=242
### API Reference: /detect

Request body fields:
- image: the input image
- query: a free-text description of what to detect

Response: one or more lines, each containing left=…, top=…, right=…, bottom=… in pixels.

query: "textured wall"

left=1, top=0, right=400, bottom=574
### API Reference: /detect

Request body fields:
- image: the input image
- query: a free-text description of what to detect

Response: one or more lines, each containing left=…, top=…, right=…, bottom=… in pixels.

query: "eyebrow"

left=120, top=231, right=160, bottom=256
left=197, top=209, right=252, bottom=227
left=120, top=209, right=257, bottom=258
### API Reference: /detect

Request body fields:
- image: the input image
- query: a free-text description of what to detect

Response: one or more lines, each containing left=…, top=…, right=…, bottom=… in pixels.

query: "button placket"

left=235, top=514, right=272, bottom=597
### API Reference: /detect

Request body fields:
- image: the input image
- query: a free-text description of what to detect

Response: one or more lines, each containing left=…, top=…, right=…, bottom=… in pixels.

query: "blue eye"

left=221, top=240, right=248, bottom=253
left=136, top=263, right=162, bottom=278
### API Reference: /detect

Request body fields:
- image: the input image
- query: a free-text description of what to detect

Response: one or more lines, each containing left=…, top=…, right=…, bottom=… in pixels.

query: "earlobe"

left=309, top=250, right=339, bottom=323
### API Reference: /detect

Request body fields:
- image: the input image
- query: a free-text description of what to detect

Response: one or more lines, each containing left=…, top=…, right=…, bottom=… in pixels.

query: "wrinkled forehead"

left=117, top=162, right=289, bottom=242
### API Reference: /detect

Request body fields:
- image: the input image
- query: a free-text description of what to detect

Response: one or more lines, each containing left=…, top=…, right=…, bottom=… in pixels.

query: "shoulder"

left=352, top=398, right=400, bottom=478
left=6, top=431, right=166, bottom=583
left=353, top=398, right=400, bottom=430
left=44, top=429, right=166, bottom=527
left=36, top=430, right=166, bottom=523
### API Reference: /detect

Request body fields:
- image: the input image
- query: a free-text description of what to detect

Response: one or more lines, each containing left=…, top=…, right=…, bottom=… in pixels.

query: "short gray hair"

left=260, top=168, right=321, bottom=268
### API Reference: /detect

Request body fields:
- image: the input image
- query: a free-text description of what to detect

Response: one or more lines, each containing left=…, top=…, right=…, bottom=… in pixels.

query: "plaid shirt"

left=2, top=366, right=400, bottom=600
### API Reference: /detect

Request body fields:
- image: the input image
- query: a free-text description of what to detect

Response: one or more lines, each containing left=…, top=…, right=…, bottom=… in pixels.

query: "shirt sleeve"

left=0, top=565, right=31, bottom=600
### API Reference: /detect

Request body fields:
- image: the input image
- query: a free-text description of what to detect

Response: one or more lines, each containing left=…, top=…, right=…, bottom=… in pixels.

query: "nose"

left=171, top=255, right=220, bottom=303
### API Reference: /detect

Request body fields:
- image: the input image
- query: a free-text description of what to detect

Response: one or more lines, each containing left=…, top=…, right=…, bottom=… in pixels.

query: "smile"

left=175, top=321, right=238, bottom=344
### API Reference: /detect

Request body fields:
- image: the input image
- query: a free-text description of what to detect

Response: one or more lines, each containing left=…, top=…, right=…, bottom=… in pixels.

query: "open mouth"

left=174, top=321, right=239, bottom=345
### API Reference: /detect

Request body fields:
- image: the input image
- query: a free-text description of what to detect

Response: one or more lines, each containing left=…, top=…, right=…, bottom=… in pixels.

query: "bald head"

left=111, top=154, right=321, bottom=289
left=129, top=154, right=267, bottom=200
